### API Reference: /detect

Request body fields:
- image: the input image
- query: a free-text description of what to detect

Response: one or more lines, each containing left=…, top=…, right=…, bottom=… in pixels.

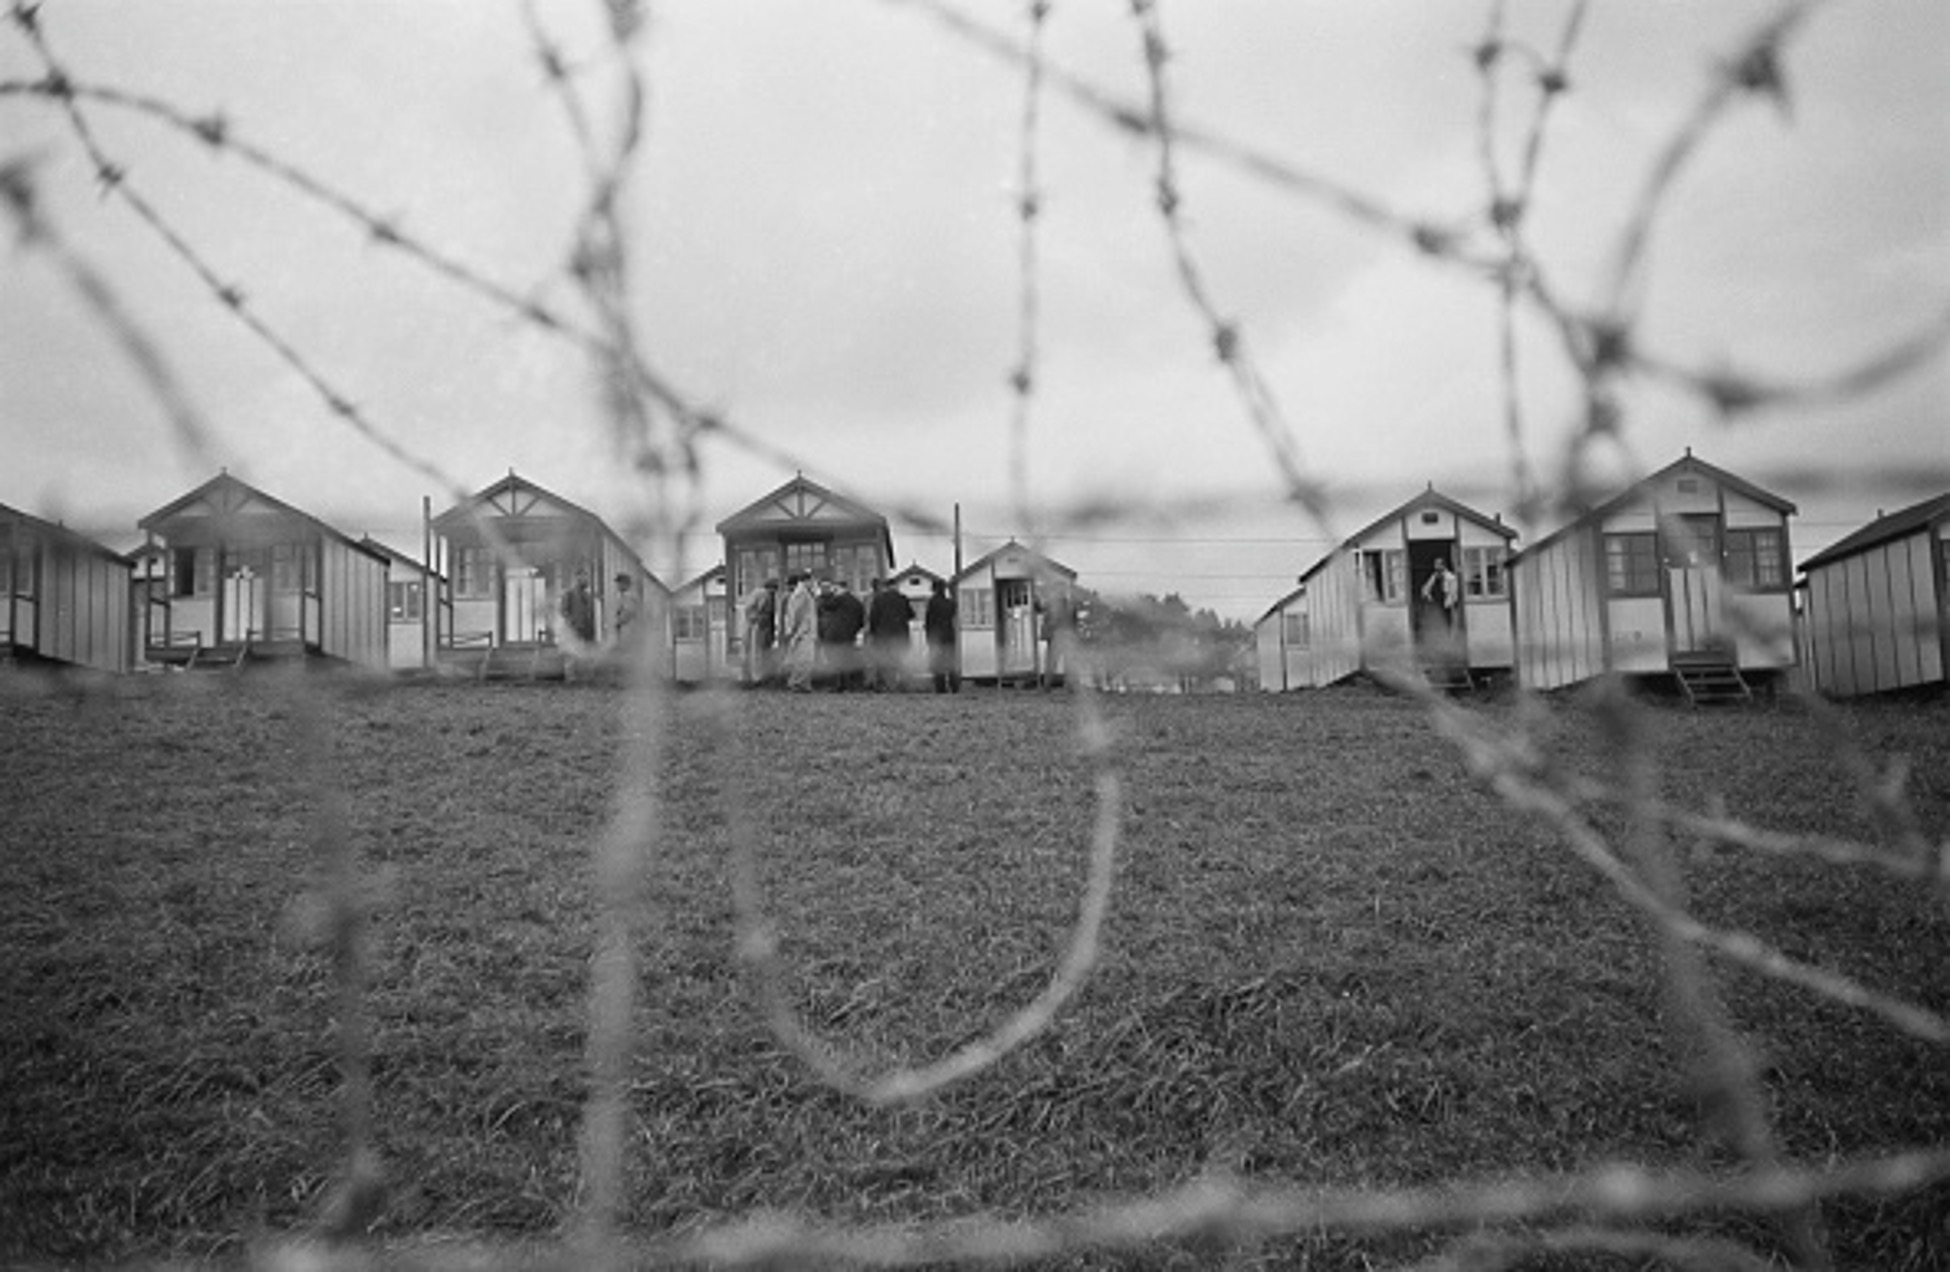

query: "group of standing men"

left=744, top=572, right=961, bottom=694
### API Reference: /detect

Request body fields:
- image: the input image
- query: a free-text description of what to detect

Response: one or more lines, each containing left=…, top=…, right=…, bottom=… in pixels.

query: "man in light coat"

left=781, top=570, right=818, bottom=692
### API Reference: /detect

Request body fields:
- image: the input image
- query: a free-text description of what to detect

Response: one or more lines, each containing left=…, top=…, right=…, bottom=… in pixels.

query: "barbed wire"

left=2, top=0, right=1946, bottom=1269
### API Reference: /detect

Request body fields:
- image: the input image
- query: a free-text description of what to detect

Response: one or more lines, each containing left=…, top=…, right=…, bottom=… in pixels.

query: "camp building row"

left=2, top=470, right=1083, bottom=687
left=1254, top=453, right=1948, bottom=701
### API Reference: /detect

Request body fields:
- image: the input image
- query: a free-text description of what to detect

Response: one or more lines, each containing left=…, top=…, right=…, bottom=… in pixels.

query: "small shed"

left=670, top=564, right=733, bottom=684
left=1797, top=492, right=1948, bottom=697
left=716, top=475, right=896, bottom=682
left=1258, top=487, right=1517, bottom=691
left=951, top=540, right=1077, bottom=686
left=891, top=561, right=947, bottom=667
left=430, top=471, right=671, bottom=678
left=138, top=472, right=388, bottom=671
left=360, top=537, right=442, bottom=672
left=1509, top=452, right=1798, bottom=695
left=0, top=502, right=132, bottom=675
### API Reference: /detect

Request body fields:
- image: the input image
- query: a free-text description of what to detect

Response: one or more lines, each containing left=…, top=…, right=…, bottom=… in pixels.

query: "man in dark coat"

left=923, top=580, right=959, bottom=694
left=866, top=577, right=915, bottom=692
left=817, top=577, right=865, bottom=691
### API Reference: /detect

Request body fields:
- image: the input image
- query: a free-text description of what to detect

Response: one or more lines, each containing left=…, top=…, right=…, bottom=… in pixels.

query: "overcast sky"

left=1, top=1, right=1947, bottom=619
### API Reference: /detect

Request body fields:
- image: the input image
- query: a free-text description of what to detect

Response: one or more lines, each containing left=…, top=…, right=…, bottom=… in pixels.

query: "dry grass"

left=0, top=671, right=1945, bottom=1268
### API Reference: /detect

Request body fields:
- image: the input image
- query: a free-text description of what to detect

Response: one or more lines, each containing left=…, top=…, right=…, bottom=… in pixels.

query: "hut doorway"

left=1663, top=514, right=1729, bottom=658
left=996, top=578, right=1038, bottom=679
left=222, top=563, right=260, bottom=643
left=1409, top=542, right=1465, bottom=666
left=503, top=566, right=548, bottom=645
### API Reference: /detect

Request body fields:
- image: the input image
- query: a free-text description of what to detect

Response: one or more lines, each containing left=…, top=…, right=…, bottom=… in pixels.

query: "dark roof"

left=716, top=474, right=887, bottom=533
left=715, top=474, right=896, bottom=564
left=1799, top=491, right=1949, bottom=573
left=677, top=564, right=725, bottom=593
left=358, top=536, right=446, bottom=578
left=1296, top=486, right=1515, bottom=584
left=1257, top=582, right=1309, bottom=625
left=1511, top=452, right=1797, bottom=564
left=0, top=501, right=130, bottom=564
left=892, top=561, right=946, bottom=585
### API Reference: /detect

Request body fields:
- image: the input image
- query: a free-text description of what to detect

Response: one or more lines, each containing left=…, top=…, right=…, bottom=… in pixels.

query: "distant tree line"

left=1062, top=588, right=1255, bottom=692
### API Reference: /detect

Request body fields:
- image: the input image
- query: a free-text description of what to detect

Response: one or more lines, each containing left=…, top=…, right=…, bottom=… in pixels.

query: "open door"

left=1409, top=543, right=1465, bottom=668
left=222, top=564, right=260, bottom=642
left=1664, top=514, right=1729, bottom=659
left=503, top=566, right=547, bottom=644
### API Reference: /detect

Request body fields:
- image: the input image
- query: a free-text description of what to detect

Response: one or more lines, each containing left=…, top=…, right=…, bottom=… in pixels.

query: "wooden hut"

left=138, top=473, right=388, bottom=671
left=1257, top=487, right=1517, bottom=691
left=1508, top=452, right=1797, bottom=700
left=1796, top=492, right=1948, bottom=697
left=430, top=471, right=671, bottom=679
left=360, top=537, right=442, bottom=672
left=892, top=561, right=947, bottom=674
left=0, top=502, right=132, bottom=675
left=670, top=564, right=733, bottom=683
left=716, top=475, right=895, bottom=682
left=951, top=540, right=1077, bottom=687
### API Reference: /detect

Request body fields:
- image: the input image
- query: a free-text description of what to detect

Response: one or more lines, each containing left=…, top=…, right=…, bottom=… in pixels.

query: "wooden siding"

left=320, top=536, right=388, bottom=671
left=1512, top=457, right=1798, bottom=688
left=1805, top=528, right=1946, bottom=696
left=1514, top=528, right=1608, bottom=690
left=1294, top=557, right=1362, bottom=687
left=3, top=515, right=132, bottom=674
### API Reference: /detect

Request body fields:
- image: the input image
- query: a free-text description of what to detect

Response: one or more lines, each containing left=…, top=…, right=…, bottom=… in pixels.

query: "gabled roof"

left=1296, top=486, right=1515, bottom=583
left=1256, top=582, right=1309, bottom=625
left=715, top=474, right=896, bottom=564
left=0, top=501, right=130, bottom=564
left=139, top=472, right=386, bottom=562
left=891, top=561, right=946, bottom=586
left=1799, top=492, right=1949, bottom=573
left=431, top=470, right=611, bottom=532
left=716, top=474, right=889, bottom=535
left=951, top=539, right=1077, bottom=585
left=1512, top=452, right=1797, bottom=564
left=675, top=563, right=726, bottom=595
left=359, top=536, right=446, bottom=579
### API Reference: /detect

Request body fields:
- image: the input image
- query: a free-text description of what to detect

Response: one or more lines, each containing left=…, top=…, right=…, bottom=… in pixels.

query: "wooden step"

left=1674, top=662, right=1751, bottom=706
left=1424, top=664, right=1476, bottom=694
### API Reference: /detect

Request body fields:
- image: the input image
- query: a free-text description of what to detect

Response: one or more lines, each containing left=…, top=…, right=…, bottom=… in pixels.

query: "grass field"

left=0, top=672, right=1946, bottom=1268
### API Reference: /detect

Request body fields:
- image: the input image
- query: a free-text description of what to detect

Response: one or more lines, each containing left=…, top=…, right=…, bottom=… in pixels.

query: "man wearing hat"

left=611, top=570, right=642, bottom=652
left=744, top=577, right=779, bottom=685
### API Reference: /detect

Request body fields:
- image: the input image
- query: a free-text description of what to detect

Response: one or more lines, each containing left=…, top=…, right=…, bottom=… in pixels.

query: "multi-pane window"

left=1604, top=533, right=1660, bottom=596
left=456, top=546, right=493, bottom=598
left=1356, top=549, right=1406, bottom=603
left=960, top=587, right=994, bottom=629
left=0, top=526, right=13, bottom=596
left=1723, top=527, right=1786, bottom=590
left=271, top=544, right=299, bottom=591
left=783, top=540, right=828, bottom=582
left=675, top=604, right=706, bottom=641
left=733, top=547, right=782, bottom=599
left=1459, top=546, right=1507, bottom=599
left=840, top=544, right=880, bottom=595
left=1282, top=612, right=1309, bottom=647
left=387, top=581, right=424, bottom=623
